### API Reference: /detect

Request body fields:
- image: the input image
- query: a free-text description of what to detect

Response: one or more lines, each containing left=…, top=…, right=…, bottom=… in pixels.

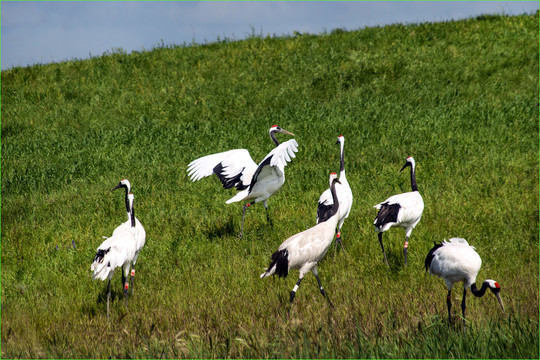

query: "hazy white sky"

left=1, top=1, right=538, bottom=70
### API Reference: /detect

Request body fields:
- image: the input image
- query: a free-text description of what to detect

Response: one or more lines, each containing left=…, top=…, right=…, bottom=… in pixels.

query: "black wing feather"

left=213, top=163, right=249, bottom=190
left=424, top=242, right=443, bottom=272
left=317, top=201, right=334, bottom=223
left=374, top=202, right=400, bottom=229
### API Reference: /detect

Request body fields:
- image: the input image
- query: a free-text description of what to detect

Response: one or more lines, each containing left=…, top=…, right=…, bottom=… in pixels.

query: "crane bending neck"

left=470, top=282, right=489, bottom=297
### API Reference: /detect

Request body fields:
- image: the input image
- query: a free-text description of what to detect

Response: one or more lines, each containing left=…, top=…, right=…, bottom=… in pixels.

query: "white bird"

left=187, top=125, right=298, bottom=237
left=111, top=179, right=146, bottom=293
left=424, top=237, right=505, bottom=327
left=316, top=135, right=353, bottom=251
left=91, top=193, right=137, bottom=320
left=260, top=172, right=341, bottom=307
left=374, top=156, right=424, bottom=267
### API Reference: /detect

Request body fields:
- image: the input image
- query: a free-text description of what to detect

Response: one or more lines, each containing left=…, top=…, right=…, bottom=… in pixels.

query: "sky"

left=1, top=1, right=538, bottom=70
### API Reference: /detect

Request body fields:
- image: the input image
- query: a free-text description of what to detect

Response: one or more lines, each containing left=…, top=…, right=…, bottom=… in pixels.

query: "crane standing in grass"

left=260, top=172, right=341, bottom=307
left=424, top=237, right=505, bottom=327
left=91, top=193, right=138, bottom=320
left=316, top=135, right=353, bottom=252
left=111, top=179, right=146, bottom=294
left=373, top=156, right=424, bottom=267
left=187, top=125, right=298, bottom=237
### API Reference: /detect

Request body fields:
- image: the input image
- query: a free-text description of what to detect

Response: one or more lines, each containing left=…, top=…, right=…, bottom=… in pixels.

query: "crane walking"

left=260, top=172, right=341, bottom=307
left=424, top=237, right=504, bottom=327
left=374, top=156, right=424, bottom=267
left=187, top=125, right=298, bottom=237
left=316, top=135, right=353, bottom=252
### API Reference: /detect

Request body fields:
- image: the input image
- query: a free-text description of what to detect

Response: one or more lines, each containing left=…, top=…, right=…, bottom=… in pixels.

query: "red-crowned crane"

left=187, top=125, right=298, bottom=237
left=374, top=156, right=424, bottom=267
left=91, top=193, right=137, bottom=320
left=111, top=179, right=146, bottom=293
left=316, top=135, right=353, bottom=251
left=424, top=237, right=505, bottom=327
left=260, top=172, right=341, bottom=307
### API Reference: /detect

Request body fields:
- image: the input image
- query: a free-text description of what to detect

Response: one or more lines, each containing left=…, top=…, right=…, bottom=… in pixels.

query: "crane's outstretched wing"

left=187, top=149, right=258, bottom=190
left=249, top=139, right=299, bottom=192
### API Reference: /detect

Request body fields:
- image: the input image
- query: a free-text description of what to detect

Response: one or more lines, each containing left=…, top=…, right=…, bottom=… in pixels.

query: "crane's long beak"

left=400, top=162, right=410, bottom=172
left=111, top=183, right=122, bottom=191
left=495, top=292, right=505, bottom=312
left=278, top=128, right=295, bottom=136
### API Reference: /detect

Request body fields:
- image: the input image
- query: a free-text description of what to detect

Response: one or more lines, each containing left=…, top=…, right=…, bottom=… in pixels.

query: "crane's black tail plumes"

left=260, top=248, right=289, bottom=278
left=374, top=202, right=401, bottom=230
left=424, top=242, right=443, bottom=271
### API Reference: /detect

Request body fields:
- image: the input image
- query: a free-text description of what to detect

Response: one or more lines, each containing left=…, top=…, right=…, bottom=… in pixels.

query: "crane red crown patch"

left=271, top=125, right=278, bottom=128
left=495, top=282, right=500, bottom=288
left=330, top=172, right=337, bottom=175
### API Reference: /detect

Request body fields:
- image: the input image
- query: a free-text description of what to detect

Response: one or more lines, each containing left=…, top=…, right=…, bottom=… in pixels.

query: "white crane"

left=260, top=172, right=341, bottom=307
left=424, top=237, right=505, bottom=327
left=187, top=125, right=298, bottom=237
left=111, top=179, right=146, bottom=293
left=316, top=135, right=353, bottom=251
left=91, top=193, right=137, bottom=320
left=373, top=156, right=424, bottom=267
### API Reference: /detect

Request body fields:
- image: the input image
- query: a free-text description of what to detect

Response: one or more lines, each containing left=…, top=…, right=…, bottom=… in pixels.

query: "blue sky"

left=1, top=1, right=538, bottom=70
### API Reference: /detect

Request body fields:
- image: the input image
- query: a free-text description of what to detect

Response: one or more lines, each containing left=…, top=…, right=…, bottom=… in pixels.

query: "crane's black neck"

left=270, top=131, right=280, bottom=147
left=470, top=282, right=489, bottom=298
left=123, top=187, right=130, bottom=214
left=130, top=202, right=136, bottom=228
left=328, top=179, right=340, bottom=218
left=410, top=165, right=418, bottom=192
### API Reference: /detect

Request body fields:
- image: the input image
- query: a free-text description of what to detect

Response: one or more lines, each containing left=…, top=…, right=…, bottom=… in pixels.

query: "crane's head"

left=485, top=279, right=505, bottom=312
left=112, top=178, right=131, bottom=192
left=335, top=135, right=344, bottom=145
left=329, top=172, right=341, bottom=186
left=400, top=156, right=416, bottom=172
left=269, top=125, right=294, bottom=137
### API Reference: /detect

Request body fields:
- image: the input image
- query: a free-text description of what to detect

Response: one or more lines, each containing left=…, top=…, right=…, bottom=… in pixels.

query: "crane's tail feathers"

left=91, top=261, right=112, bottom=281
left=261, top=248, right=289, bottom=279
left=226, top=189, right=249, bottom=204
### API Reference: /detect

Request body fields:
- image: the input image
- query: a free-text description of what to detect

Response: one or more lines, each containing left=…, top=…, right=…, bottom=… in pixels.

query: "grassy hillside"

left=2, top=13, right=538, bottom=358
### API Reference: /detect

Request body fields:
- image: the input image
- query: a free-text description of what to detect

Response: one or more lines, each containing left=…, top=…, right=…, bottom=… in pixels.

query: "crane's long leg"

left=335, top=231, right=345, bottom=252
left=239, top=201, right=255, bottom=238
left=130, top=267, right=135, bottom=295
left=290, top=278, right=303, bottom=303
left=378, top=233, right=389, bottom=267
left=403, top=237, right=409, bottom=267
left=461, top=289, right=467, bottom=330
left=312, top=267, right=333, bottom=307
left=122, top=271, right=129, bottom=308
left=106, top=279, right=111, bottom=321
left=263, top=200, right=273, bottom=227
left=446, top=290, right=452, bottom=323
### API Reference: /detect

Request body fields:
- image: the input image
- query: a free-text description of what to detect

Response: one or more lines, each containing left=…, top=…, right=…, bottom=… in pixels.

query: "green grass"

left=2, top=13, right=539, bottom=358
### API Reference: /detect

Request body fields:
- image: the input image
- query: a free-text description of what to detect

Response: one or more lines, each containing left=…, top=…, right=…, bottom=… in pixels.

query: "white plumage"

left=187, top=125, right=298, bottom=237
left=111, top=179, right=146, bottom=293
left=373, top=156, right=424, bottom=267
left=425, top=238, right=504, bottom=326
left=260, top=173, right=341, bottom=307
left=316, top=135, right=353, bottom=250
left=91, top=193, right=138, bottom=319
